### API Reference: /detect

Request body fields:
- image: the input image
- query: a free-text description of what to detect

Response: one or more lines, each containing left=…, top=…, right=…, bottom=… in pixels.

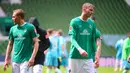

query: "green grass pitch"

left=0, top=65, right=129, bottom=73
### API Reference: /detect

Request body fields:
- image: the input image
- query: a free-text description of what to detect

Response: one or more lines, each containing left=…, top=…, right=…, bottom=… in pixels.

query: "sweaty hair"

left=82, top=3, right=94, bottom=9
left=13, top=9, right=24, bottom=19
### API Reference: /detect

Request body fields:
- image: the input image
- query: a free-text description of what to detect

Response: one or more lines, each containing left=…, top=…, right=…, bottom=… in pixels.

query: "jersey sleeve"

left=96, top=29, right=102, bottom=40
left=68, top=19, right=81, bottom=49
left=122, top=39, right=129, bottom=60
left=68, top=19, right=76, bottom=36
left=29, top=25, right=38, bottom=39
left=8, top=27, right=14, bottom=41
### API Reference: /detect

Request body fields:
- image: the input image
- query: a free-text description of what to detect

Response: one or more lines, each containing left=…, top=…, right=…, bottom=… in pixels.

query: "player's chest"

left=76, top=23, right=93, bottom=35
left=13, top=28, right=29, bottom=38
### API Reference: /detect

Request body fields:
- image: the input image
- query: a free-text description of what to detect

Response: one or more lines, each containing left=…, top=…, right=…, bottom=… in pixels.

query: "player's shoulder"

left=124, top=38, right=129, bottom=42
left=96, top=29, right=101, bottom=33
left=71, top=17, right=81, bottom=23
left=10, top=25, right=17, bottom=30
left=25, top=22, right=35, bottom=27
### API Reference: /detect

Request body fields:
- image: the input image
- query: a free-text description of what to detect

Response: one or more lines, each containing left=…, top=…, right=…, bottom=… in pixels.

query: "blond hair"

left=82, top=3, right=94, bottom=9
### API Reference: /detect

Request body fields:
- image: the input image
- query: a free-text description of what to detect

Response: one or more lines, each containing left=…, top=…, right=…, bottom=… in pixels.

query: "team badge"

left=89, top=24, right=92, bottom=29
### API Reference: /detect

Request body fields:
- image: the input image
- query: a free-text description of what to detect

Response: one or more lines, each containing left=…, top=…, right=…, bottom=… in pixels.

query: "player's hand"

left=58, top=57, right=62, bottom=62
left=44, top=50, right=48, bottom=55
left=95, top=55, right=100, bottom=63
left=94, top=61, right=99, bottom=68
left=78, top=48, right=88, bottom=57
left=3, top=60, right=10, bottom=71
left=28, top=58, right=34, bottom=67
left=94, top=58, right=99, bottom=68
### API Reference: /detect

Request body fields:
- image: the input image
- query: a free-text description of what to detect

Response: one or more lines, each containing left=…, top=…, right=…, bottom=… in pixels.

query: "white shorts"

left=94, top=68, right=97, bottom=73
left=33, top=64, right=43, bottom=73
left=70, top=59, right=95, bottom=73
left=12, top=62, right=32, bottom=73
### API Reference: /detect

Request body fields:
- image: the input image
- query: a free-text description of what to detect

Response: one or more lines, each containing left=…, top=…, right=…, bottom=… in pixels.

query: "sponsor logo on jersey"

left=16, top=34, right=25, bottom=40
left=80, top=29, right=90, bottom=35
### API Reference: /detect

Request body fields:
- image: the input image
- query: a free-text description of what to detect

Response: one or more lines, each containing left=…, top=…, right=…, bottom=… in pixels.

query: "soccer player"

left=57, top=29, right=69, bottom=73
left=3, top=9, right=39, bottom=73
left=29, top=17, right=50, bottom=73
left=68, top=3, right=97, bottom=73
left=44, top=28, right=61, bottom=73
left=114, top=38, right=123, bottom=71
left=122, top=33, right=130, bottom=73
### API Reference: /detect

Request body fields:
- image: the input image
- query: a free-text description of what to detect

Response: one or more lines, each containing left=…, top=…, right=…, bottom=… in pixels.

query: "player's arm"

left=28, top=25, right=39, bottom=67
left=28, top=37, right=39, bottom=67
left=4, top=40, right=13, bottom=71
left=69, top=19, right=87, bottom=56
left=95, top=38, right=101, bottom=61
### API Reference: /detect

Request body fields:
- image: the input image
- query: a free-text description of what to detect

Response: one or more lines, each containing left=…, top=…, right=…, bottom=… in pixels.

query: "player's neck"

left=18, top=20, right=25, bottom=26
left=80, top=13, right=89, bottom=21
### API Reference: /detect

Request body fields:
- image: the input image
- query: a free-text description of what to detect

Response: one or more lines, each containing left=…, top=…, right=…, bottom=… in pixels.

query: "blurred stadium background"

left=0, top=0, right=130, bottom=72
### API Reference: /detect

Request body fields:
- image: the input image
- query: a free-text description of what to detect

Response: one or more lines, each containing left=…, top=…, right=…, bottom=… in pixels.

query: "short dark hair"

left=13, top=9, right=24, bottom=19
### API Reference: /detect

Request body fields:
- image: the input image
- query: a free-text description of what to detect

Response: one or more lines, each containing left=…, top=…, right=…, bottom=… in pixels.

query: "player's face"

left=12, top=12, right=21, bottom=24
left=84, top=6, right=94, bottom=17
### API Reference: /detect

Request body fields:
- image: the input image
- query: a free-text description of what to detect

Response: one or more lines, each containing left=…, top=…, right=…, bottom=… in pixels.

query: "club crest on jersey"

left=89, top=24, right=92, bottom=29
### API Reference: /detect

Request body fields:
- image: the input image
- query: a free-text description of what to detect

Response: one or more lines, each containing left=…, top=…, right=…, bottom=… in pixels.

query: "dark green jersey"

left=68, top=17, right=96, bottom=59
left=9, top=22, right=37, bottom=63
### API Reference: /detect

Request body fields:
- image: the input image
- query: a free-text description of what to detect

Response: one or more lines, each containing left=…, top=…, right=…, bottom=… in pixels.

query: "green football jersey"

left=96, top=29, right=101, bottom=40
left=68, top=17, right=96, bottom=59
left=9, top=22, right=37, bottom=63
left=122, top=38, right=130, bottom=60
